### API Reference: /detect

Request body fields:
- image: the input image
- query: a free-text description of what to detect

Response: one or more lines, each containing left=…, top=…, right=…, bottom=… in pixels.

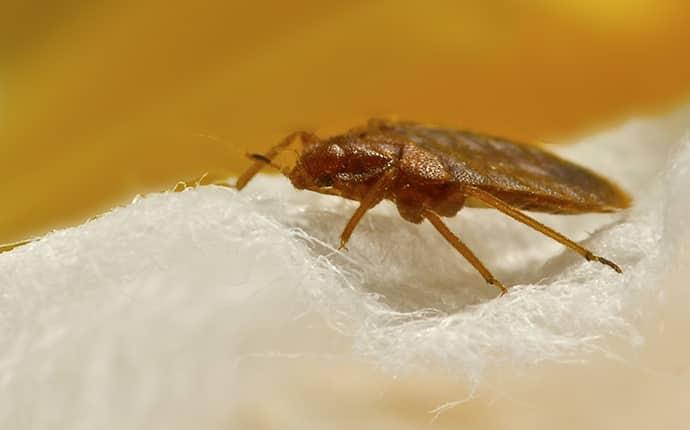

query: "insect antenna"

left=246, top=153, right=291, bottom=176
left=246, top=153, right=284, bottom=169
left=235, top=131, right=311, bottom=190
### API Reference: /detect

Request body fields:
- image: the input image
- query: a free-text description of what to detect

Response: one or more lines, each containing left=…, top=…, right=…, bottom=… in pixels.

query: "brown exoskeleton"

left=1, top=119, right=631, bottom=296
left=231, top=119, right=631, bottom=295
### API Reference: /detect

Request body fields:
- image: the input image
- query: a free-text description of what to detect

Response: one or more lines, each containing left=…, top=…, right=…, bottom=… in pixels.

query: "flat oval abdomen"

left=386, top=123, right=631, bottom=214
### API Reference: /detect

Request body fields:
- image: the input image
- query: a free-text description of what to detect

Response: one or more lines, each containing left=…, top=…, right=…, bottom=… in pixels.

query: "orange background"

left=1, top=0, right=690, bottom=242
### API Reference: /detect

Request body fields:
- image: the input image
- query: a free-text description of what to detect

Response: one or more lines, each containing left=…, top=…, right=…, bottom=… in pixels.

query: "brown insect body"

left=289, top=120, right=630, bottom=223
left=1, top=119, right=631, bottom=296
left=235, top=119, right=631, bottom=295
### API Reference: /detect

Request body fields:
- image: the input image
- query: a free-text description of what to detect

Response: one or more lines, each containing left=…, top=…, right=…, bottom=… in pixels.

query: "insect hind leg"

left=423, top=209, right=507, bottom=296
left=464, top=186, right=623, bottom=274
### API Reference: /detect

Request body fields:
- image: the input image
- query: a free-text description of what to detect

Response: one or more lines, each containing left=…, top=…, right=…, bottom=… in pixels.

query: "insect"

left=229, top=118, right=631, bottom=295
left=1, top=119, right=631, bottom=296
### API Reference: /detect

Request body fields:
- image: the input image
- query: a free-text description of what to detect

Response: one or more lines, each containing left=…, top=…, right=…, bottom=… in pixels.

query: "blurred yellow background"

left=2, top=0, right=690, bottom=242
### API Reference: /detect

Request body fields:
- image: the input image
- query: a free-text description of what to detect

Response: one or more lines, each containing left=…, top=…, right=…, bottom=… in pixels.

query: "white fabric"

left=1, top=108, right=689, bottom=428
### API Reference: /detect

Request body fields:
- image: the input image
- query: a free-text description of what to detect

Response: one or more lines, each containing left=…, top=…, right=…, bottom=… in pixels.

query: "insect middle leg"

left=423, top=209, right=507, bottom=295
left=464, top=186, right=622, bottom=273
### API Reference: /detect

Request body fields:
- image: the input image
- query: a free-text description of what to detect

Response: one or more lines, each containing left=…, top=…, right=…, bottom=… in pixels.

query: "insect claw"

left=489, top=278, right=508, bottom=296
left=596, top=256, right=623, bottom=274
left=585, top=252, right=623, bottom=273
left=337, top=240, right=349, bottom=252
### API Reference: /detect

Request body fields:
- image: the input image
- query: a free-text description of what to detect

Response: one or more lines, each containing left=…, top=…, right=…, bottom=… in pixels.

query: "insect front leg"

left=235, top=131, right=318, bottom=190
left=423, top=209, right=507, bottom=296
left=338, top=169, right=397, bottom=250
left=464, top=186, right=623, bottom=273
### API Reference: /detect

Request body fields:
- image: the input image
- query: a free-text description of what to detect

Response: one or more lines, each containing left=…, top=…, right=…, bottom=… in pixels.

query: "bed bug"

left=1, top=119, right=631, bottom=296
left=229, top=118, right=631, bottom=295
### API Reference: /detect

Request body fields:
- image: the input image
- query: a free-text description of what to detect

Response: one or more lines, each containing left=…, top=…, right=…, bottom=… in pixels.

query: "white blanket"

left=1, top=108, right=689, bottom=429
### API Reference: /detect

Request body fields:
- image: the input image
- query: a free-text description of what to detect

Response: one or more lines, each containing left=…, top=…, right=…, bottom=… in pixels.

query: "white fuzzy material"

left=1, top=108, right=689, bottom=428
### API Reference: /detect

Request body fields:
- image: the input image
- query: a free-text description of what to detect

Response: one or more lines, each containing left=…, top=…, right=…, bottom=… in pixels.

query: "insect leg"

left=235, top=131, right=317, bottom=190
left=464, top=186, right=622, bottom=273
left=174, top=154, right=292, bottom=191
left=338, top=169, right=397, bottom=250
left=423, top=209, right=507, bottom=295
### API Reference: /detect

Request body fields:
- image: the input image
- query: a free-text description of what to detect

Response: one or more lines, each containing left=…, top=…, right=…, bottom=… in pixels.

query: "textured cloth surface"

left=1, top=108, right=689, bottom=429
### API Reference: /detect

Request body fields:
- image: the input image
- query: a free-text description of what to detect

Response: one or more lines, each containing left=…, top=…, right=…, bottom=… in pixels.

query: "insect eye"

left=317, top=175, right=333, bottom=187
